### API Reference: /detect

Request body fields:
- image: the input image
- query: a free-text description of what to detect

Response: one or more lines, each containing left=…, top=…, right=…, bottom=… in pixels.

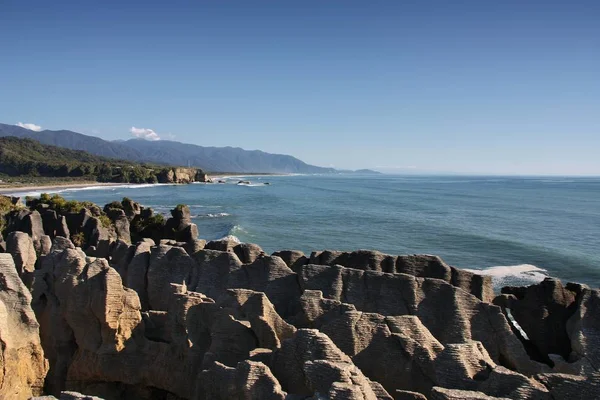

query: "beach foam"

left=203, top=212, right=231, bottom=218
left=464, top=264, right=548, bottom=289
left=218, top=234, right=241, bottom=243
left=8, top=183, right=168, bottom=198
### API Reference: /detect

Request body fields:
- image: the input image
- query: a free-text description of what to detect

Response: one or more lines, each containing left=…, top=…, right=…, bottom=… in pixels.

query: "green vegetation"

left=132, top=213, right=165, bottom=234
left=25, top=193, right=95, bottom=214
left=0, top=137, right=177, bottom=184
left=0, top=195, right=25, bottom=232
left=71, top=232, right=85, bottom=247
left=99, top=215, right=112, bottom=228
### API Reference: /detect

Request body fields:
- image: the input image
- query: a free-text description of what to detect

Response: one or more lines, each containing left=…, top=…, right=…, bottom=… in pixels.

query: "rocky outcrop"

left=310, top=250, right=494, bottom=302
left=163, top=204, right=199, bottom=242
left=2, top=195, right=599, bottom=400
left=6, top=231, right=37, bottom=288
left=272, top=249, right=308, bottom=272
left=199, top=360, right=286, bottom=400
left=0, top=253, right=48, bottom=399
left=270, top=329, right=392, bottom=399
left=298, top=263, right=545, bottom=376
left=157, top=167, right=209, bottom=184
left=494, top=278, right=600, bottom=375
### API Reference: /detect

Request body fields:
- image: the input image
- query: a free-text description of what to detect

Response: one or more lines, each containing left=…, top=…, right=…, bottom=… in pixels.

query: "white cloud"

left=16, top=122, right=42, bottom=131
left=130, top=126, right=161, bottom=141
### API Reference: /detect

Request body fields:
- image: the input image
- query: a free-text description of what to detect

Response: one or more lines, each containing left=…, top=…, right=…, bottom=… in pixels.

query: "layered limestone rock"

left=309, top=250, right=494, bottom=302
left=157, top=167, right=209, bottom=184
left=270, top=328, right=392, bottom=399
left=6, top=230, right=37, bottom=288
left=295, top=290, right=549, bottom=398
left=163, top=204, right=199, bottom=242
left=0, top=253, right=48, bottom=399
left=29, top=242, right=392, bottom=399
left=298, top=263, right=545, bottom=376
left=1, top=196, right=598, bottom=400
left=495, top=278, right=600, bottom=375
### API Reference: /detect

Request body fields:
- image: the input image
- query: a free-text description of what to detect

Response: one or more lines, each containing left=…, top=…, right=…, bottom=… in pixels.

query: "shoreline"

left=0, top=182, right=123, bottom=195
left=0, top=173, right=292, bottom=196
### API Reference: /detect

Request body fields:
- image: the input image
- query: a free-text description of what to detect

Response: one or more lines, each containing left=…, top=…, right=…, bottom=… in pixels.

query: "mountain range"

left=0, top=123, right=337, bottom=174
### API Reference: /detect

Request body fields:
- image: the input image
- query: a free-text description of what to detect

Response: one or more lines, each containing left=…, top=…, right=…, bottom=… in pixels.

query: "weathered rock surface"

left=163, top=204, right=199, bottom=242
left=0, top=253, right=48, bottom=399
left=298, top=263, right=545, bottom=376
left=270, top=329, right=392, bottom=399
left=199, top=360, right=286, bottom=400
left=2, top=195, right=600, bottom=400
left=6, top=230, right=37, bottom=287
left=157, top=167, right=208, bottom=184
left=310, top=250, right=494, bottom=302
left=272, top=249, right=308, bottom=273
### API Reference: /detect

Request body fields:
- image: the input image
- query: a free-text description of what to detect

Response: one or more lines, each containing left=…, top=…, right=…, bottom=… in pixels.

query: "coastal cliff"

left=156, top=167, right=210, bottom=184
left=0, top=196, right=598, bottom=400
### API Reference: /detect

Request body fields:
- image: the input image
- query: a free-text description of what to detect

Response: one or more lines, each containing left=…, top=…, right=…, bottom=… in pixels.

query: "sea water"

left=14, top=174, right=600, bottom=289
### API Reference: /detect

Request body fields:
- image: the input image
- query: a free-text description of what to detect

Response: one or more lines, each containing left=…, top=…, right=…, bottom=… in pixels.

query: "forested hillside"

left=0, top=137, right=207, bottom=183
left=0, top=123, right=335, bottom=173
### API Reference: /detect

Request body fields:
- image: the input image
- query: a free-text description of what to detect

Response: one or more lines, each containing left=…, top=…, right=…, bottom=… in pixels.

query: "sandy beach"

left=0, top=181, right=122, bottom=195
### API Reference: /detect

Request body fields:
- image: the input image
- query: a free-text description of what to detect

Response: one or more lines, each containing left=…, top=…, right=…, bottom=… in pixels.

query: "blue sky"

left=1, top=1, right=599, bottom=174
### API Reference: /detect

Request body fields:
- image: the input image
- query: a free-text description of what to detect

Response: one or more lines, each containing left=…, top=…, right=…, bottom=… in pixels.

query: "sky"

left=1, top=1, right=599, bottom=175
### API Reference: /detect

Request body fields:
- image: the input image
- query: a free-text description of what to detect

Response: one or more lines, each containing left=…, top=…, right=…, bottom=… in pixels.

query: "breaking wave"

left=201, top=212, right=231, bottom=218
left=464, top=264, right=549, bottom=289
left=8, top=183, right=167, bottom=198
left=217, top=235, right=241, bottom=243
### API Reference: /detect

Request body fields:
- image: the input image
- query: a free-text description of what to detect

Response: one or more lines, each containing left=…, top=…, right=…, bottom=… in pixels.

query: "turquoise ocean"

left=14, top=174, right=600, bottom=290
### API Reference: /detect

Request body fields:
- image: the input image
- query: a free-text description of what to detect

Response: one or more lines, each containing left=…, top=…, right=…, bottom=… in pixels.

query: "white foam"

left=464, top=264, right=548, bottom=288
left=237, top=183, right=268, bottom=187
left=8, top=183, right=169, bottom=197
left=203, top=212, right=231, bottom=218
left=217, top=234, right=241, bottom=243
left=230, top=225, right=247, bottom=234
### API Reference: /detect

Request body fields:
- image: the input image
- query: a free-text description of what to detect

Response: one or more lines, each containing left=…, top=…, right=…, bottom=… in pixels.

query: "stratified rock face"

left=298, top=263, right=544, bottom=377
left=6, top=231, right=37, bottom=288
left=163, top=205, right=199, bottom=242
left=0, top=253, right=48, bottom=399
left=2, top=201, right=598, bottom=400
left=199, top=360, right=286, bottom=400
left=157, top=167, right=208, bottom=184
left=272, top=249, right=308, bottom=273
left=494, top=278, right=600, bottom=376
left=309, top=250, right=494, bottom=302
left=270, top=329, right=387, bottom=399
left=495, top=278, right=578, bottom=359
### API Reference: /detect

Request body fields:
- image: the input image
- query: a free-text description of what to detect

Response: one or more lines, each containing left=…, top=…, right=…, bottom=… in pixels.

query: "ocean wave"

left=217, top=234, right=241, bottom=243
left=464, top=264, right=548, bottom=289
left=201, top=212, right=231, bottom=218
left=237, top=183, right=268, bottom=187
left=8, top=183, right=169, bottom=198
left=230, top=225, right=247, bottom=235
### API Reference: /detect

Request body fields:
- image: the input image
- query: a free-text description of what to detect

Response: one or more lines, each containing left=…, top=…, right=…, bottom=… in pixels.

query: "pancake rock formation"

left=0, top=196, right=599, bottom=399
